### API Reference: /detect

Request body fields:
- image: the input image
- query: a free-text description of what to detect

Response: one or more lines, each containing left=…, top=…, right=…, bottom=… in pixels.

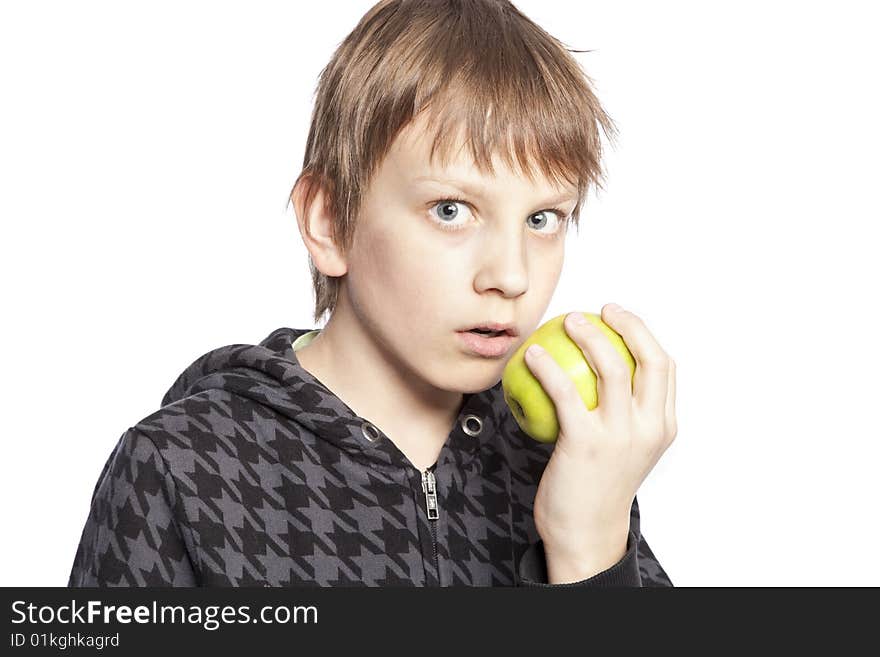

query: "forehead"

left=386, top=113, right=576, bottom=199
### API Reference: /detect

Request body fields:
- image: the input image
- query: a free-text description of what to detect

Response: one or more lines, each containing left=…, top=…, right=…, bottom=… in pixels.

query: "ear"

left=291, top=176, right=348, bottom=278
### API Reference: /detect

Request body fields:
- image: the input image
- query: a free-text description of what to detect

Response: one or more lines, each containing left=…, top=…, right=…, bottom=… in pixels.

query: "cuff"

left=517, top=530, right=642, bottom=587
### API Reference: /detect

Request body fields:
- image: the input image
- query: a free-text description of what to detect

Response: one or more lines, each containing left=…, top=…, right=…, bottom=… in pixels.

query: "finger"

left=600, top=304, right=669, bottom=419
left=523, top=342, right=597, bottom=437
left=665, top=358, right=677, bottom=442
left=564, top=312, right=632, bottom=420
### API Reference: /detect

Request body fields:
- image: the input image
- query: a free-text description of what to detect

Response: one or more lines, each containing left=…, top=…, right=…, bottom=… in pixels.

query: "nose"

left=472, top=226, right=529, bottom=298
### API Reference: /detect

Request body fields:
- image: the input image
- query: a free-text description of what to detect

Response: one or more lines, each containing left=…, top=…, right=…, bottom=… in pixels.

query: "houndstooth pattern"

left=68, top=327, right=673, bottom=587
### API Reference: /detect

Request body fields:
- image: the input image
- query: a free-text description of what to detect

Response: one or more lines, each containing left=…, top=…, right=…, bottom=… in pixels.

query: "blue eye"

left=430, top=200, right=468, bottom=229
left=427, top=197, right=568, bottom=235
left=527, top=210, right=560, bottom=232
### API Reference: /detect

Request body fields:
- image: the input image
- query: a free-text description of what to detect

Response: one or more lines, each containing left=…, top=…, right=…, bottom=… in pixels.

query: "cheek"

left=540, top=249, right=565, bottom=292
left=349, top=230, right=454, bottom=326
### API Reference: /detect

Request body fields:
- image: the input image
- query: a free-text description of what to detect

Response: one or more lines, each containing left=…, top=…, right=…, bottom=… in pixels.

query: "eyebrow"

left=411, top=176, right=578, bottom=206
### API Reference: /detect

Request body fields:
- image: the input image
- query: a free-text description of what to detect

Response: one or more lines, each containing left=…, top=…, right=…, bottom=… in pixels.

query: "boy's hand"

left=524, top=303, right=677, bottom=583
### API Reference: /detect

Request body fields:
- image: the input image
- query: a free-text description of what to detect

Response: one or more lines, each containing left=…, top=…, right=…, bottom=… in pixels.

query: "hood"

left=159, top=327, right=511, bottom=474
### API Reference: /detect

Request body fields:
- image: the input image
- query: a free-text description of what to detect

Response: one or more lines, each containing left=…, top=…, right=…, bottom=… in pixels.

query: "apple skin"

left=501, top=312, right=636, bottom=444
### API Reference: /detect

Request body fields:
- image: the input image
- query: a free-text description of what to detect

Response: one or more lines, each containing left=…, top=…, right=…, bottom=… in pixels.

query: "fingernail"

left=606, top=303, right=623, bottom=313
left=570, top=313, right=588, bottom=325
left=527, top=344, right=545, bottom=357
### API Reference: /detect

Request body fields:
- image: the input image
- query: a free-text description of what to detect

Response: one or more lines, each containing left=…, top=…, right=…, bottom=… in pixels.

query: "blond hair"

left=289, top=0, right=618, bottom=324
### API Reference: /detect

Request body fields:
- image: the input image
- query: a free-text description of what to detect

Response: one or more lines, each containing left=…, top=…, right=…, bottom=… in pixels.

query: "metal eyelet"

left=461, top=414, right=483, bottom=437
left=360, top=421, right=381, bottom=443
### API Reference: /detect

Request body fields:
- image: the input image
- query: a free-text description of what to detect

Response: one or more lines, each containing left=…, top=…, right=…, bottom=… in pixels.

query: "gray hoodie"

left=68, top=326, right=673, bottom=587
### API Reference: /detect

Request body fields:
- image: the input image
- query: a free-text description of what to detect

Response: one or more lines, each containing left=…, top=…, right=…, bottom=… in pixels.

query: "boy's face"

left=341, top=114, right=578, bottom=394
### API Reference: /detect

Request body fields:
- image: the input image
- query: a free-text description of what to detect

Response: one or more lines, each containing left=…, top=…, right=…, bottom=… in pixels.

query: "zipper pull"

left=421, top=469, right=439, bottom=520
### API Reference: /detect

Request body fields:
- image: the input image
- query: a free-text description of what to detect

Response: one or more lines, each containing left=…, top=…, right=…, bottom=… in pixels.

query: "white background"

left=1, top=0, right=877, bottom=587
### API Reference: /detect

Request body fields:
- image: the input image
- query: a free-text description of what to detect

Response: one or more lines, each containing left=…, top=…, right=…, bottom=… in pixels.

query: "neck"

left=294, top=302, right=464, bottom=472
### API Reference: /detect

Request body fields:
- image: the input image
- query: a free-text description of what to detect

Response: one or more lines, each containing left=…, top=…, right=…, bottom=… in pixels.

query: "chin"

left=460, top=379, right=502, bottom=394
left=437, top=361, right=504, bottom=394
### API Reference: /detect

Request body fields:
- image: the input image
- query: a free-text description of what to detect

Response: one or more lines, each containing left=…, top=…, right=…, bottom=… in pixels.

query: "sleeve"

left=517, top=495, right=673, bottom=587
left=67, top=427, right=199, bottom=587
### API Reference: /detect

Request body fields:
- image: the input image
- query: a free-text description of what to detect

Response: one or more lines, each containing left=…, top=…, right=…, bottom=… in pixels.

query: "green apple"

left=502, top=312, right=636, bottom=443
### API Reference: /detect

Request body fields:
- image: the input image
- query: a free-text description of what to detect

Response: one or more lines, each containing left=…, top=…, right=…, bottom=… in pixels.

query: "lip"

left=459, top=321, right=518, bottom=336
left=456, top=330, right=517, bottom=358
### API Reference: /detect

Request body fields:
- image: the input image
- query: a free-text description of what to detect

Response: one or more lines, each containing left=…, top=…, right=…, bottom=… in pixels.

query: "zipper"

left=421, top=468, right=439, bottom=520
left=421, top=467, right=440, bottom=582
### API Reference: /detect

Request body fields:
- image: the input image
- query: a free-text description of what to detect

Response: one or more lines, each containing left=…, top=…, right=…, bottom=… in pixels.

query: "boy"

left=68, top=0, right=676, bottom=587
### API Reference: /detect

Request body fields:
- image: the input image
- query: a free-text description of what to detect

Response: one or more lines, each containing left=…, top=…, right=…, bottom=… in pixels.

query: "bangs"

left=397, top=2, right=618, bottom=218
left=418, top=81, right=613, bottom=212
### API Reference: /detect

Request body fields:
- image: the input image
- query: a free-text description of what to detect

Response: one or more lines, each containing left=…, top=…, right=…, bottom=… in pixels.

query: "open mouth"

left=467, top=328, right=508, bottom=338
